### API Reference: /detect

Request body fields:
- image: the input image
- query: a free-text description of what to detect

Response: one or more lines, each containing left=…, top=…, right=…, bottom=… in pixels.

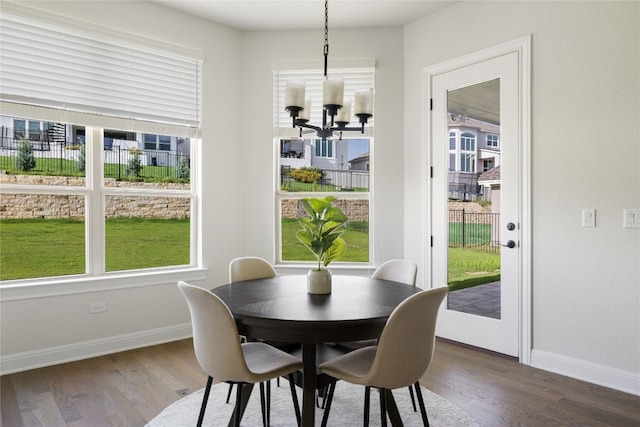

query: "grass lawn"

left=2, top=218, right=498, bottom=287
left=448, top=247, right=500, bottom=291
left=281, top=218, right=369, bottom=263
left=0, top=218, right=190, bottom=280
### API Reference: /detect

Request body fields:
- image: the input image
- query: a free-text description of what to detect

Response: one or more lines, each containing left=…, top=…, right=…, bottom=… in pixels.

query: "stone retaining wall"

left=281, top=198, right=369, bottom=222
left=0, top=174, right=190, bottom=220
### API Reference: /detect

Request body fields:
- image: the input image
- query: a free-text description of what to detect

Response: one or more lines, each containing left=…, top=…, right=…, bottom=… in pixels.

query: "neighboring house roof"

left=349, top=151, right=370, bottom=162
left=478, top=165, right=501, bottom=183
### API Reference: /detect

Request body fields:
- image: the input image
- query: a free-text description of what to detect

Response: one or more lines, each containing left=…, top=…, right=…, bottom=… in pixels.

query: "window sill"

left=0, top=267, right=208, bottom=302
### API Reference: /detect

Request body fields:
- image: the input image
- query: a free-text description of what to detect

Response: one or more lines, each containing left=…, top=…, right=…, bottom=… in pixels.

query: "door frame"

left=423, top=36, right=532, bottom=363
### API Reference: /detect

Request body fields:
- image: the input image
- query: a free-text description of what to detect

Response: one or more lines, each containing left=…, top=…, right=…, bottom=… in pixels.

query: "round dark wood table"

left=211, top=274, right=422, bottom=427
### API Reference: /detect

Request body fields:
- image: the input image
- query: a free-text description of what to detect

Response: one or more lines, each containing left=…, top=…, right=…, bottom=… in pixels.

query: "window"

left=449, top=154, right=456, bottom=171
left=461, top=132, right=476, bottom=151
left=487, top=134, right=499, bottom=148
left=315, top=139, right=334, bottom=158
left=449, top=131, right=456, bottom=150
left=13, top=119, right=46, bottom=140
left=483, top=159, right=495, bottom=172
left=460, top=153, right=476, bottom=172
left=0, top=9, right=201, bottom=283
left=273, top=64, right=374, bottom=265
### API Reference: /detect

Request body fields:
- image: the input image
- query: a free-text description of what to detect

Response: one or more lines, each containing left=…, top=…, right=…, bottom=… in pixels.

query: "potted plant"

left=296, top=196, right=348, bottom=294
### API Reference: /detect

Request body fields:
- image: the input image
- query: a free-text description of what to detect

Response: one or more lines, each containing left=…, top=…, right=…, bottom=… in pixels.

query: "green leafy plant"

left=77, top=143, right=86, bottom=173
left=15, top=139, right=36, bottom=171
left=296, top=196, right=348, bottom=271
left=290, top=167, right=322, bottom=183
left=175, top=154, right=190, bottom=181
left=126, top=149, right=142, bottom=178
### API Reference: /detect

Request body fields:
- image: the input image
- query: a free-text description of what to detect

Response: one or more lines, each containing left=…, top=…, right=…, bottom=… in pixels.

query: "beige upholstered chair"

left=227, top=256, right=284, bottom=399
left=336, top=259, right=420, bottom=410
left=229, top=256, right=277, bottom=282
left=339, top=259, right=418, bottom=350
left=319, top=286, right=448, bottom=427
left=178, top=281, right=302, bottom=427
left=371, top=259, right=418, bottom=286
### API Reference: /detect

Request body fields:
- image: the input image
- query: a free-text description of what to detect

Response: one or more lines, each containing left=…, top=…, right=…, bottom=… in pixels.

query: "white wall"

left=0, top=1, right=245, bottom=370
left=404, top=1, right=640, bottom=393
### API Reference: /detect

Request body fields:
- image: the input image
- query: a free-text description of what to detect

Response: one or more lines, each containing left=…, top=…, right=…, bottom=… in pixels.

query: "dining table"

left=211, top=274, right=422, bottom=427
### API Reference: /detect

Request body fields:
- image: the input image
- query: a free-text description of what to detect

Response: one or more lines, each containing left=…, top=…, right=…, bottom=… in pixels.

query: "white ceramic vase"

left=307, top=268, right=332, bottom=294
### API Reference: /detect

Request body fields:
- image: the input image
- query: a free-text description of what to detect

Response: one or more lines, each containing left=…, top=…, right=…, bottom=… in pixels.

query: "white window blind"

left=0, top=9, right=201, bottom=137
left=274, top=64, right=375, bottom=134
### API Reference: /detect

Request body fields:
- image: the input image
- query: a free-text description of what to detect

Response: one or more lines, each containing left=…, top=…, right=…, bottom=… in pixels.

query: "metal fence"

left=449, top=209, right=500, bottom=253
left=448, top=182, right=489, bottom=202
left=280, top=167, right=370, bottom=191
left=0, top=141, right=190, bottom=182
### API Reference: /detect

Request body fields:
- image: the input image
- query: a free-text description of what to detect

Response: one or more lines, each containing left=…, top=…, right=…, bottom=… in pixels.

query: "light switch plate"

left=623, top=209, right=640, bottom=228
left=582, top=209, right=596, bottom=227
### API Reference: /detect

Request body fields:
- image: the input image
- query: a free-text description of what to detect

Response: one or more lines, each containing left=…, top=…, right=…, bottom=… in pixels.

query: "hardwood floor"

left=1, top=338, right=638, bottom=426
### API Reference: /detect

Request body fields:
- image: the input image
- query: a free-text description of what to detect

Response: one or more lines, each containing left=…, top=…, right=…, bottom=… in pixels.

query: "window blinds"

left=274, top=64, right=375, bottom=134
left=0, top=9, right=201, bottom=137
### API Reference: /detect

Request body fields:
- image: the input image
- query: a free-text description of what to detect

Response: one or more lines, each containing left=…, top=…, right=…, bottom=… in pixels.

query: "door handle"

left=501, top=240, right=517, bottom=248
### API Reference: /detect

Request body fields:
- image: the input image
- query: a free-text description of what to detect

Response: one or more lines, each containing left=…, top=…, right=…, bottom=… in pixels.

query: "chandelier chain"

left=323, top=0, right=329, bottom=77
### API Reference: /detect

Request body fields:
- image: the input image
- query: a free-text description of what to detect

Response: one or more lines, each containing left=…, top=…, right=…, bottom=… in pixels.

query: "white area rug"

left=148, top=380, right=478, bottom=426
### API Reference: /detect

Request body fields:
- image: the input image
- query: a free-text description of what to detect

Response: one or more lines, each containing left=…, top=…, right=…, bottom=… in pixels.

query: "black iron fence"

left=0, top=142, right=190, bottom=182
left=280, top=166, right=370, bottom=191
left=449, top=209, right=500, bottom=253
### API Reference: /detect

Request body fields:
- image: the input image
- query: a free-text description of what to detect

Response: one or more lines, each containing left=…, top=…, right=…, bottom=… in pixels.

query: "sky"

left=347, top=139, right=369, bottom=162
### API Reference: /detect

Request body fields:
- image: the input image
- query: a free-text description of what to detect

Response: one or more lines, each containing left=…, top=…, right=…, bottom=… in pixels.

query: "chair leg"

left=233, top=382, right=243, bottom=427
left=197, top=376, right=213, bottom=427
left=414, top=382, right=430, bottom=427
left=364, top=386, right=371, bottom=427
left=320, top=380, right=336, bottom=427
left=267, top=380, right=272, bottom=426
left=287, top=373, right=301, bottom=427
left=259, top=382, right=267, bottom=427
left=226, top=383, right=234, bottom=404
left=379, top=388, right=388, bottom=427
left=408, top=385, right=417, bottom=412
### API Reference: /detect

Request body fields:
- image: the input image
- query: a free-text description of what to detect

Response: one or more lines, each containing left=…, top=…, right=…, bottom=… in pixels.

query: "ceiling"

left=152, top=0, right=454, bottom=31
left=448, top=79, right=500, bottom=126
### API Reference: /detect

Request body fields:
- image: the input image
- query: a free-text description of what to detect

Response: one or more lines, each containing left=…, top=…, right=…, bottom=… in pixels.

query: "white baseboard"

left=0, top=323, right=192, bottom=375
left=531, top=349, right=640, bottom=396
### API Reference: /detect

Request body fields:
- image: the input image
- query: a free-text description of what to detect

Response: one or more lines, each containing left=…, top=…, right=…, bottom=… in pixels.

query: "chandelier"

left=284, top=0, right=374, bottom=139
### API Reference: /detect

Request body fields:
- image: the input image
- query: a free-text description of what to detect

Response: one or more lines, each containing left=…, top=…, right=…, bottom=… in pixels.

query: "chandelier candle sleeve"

left=285, top=81, right=305, bottom=109
left=335, top=100, right=351, bottom=124
left=354, top=89, right=374, bottom=115
left=299, top=99, right=312, bottom=122
left=323, top=76, right=344, bottom=107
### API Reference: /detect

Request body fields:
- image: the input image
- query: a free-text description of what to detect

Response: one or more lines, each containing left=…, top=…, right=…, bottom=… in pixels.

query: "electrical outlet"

left=89, top=301, right=107, bottom=314
left=624, top=209, right=640, bottom=228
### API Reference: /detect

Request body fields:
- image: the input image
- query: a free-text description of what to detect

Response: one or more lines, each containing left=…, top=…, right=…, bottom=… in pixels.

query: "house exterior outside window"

left=448, top=116, right=500, bottom=201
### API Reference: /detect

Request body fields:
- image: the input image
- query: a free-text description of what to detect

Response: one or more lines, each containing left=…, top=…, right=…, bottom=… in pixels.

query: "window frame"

left=273, top=62, right=374, bottom=268
left=487, top=133, right=499, bottom=148
left=0, top=5, right=205, bottom=295
left=0, top=124, right=202, bottom=288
